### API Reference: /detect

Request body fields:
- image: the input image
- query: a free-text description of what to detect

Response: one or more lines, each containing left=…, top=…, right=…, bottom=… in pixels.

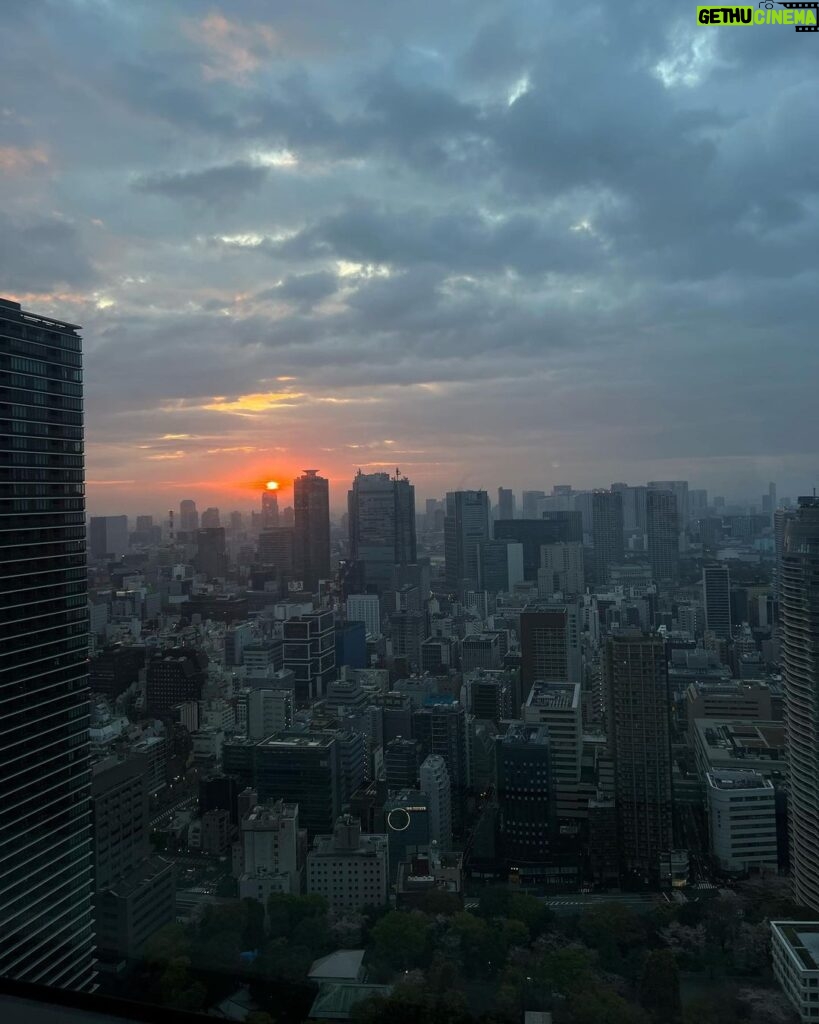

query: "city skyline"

left=1, top=1, right=817, bottom=513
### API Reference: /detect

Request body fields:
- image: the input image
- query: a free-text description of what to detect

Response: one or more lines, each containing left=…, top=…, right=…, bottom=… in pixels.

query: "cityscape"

left=3, top=2, right=819, bottom=1024
left=2, top=286, right=819, bottom=1023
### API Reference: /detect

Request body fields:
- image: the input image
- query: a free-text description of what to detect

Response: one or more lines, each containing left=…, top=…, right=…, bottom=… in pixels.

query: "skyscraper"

left=495, top=724, right=554, bottom=877
left=201, top=506, right=220, bottom=529
left=519, top=603, right=582, bottom=689
left=591, top=489, right=624, bottom=585
left=494, top=513, right=583, bottom=581
left=419, top=754, right=452, bottom=851
left=294, top=469, right=331, bottom=591
left=605, top=632, right=673, bottom=881
left=179, top=499, right=199, bottom=532
left=347, top=470, right=416, bottom=593
left=780, top=498, right=819, bottom=912
left=0, top=298, right=95, bottom=989
left=88, top=515, right=128, bottom=560
left=497, top=487, right=515, bottom=520
left=646, top=488, right=679, bottom=583
left=444, top=490, right=490, bottom=593
left=648, top=479, right=688, bottom=551
left=261, top=486, right=279, bottom=529
left=703, top=563, right=731, bottom=640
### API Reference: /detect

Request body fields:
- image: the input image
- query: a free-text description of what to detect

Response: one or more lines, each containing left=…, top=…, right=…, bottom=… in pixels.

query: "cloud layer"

left=1, top=0, right=817, bottom=513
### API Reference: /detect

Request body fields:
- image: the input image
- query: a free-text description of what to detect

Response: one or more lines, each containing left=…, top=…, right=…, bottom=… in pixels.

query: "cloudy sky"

left=2, top=0, right=817, bottom=515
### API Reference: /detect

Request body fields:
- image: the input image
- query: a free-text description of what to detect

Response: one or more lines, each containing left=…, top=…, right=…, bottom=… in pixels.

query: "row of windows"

left=4, top=419, right=83, bottom=440
left=0, top=499, right=85, bottom=514
left=1, top=404, right=83, bottom=425
left=4, top=484, right=84, bottom=497
left=4, top=384, right=84, bottom=406
left=0, top=335, right=82, bottom=367
left=0, top=320, right=81, bottom=350
left=2, top=454, right=84, bottom=469
left=1, top=438, right=83, bottom=454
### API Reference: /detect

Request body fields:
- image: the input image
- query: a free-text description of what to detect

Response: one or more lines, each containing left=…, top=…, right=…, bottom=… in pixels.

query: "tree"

left=538, top=946, right=595, bottom=996
left=267, top=893, right=328, bottom=939
left=639, top=949, right=681, bottom=1022
left=370, top=910, right=431, bottom=971
left=158, top=955, right=206, bottom=1012
left=242, top=898, right=267, bottom=951
left=507, top=893, right=553, bottom=937
left=567, top=984, right=650, bottom=1024
left=417, top=889, right=463, bottom=916
left=477, top=886, right=512, bottom=919
left=142, top=922, right=191, bottom=967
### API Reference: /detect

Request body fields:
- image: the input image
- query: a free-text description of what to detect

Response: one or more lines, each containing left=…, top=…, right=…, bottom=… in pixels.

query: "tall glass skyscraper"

left=0, top=298, right=95, bottom=989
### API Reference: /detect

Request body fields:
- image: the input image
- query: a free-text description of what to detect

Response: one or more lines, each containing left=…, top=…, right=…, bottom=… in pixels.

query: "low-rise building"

left=705, top=768, right=777, bottom=874
left=306, top=815, right=388, bottom=911
left=236, top=801, right=303, bottom=903
left=771, top=921, right=819, bottom=1022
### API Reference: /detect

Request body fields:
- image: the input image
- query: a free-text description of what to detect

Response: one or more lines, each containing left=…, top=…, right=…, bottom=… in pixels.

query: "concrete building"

left=237, top=801, right=302, bottom=902
left=396, top=849, right=464, bottom=910
left=522, top=681, right=582, bottom=785
left=591, top=490, right=624, bottom=586
left=646, top=489, right=679, bottom=583
left=685, top=680, right=773, bottom=731
left=780, top=498, right=819, bottom=912
left=461, top=632, right=503, bottom=671
left=771, top=921, right=819, bottom=1023
left=254, top=733, right=341, bottom=838
left=347, top=470, right=416, bottom=594
left=495, top=724, right=555, bottom=881
left=497, top=487, right=515, bottom=521
left=385, top=737, right=420, bottom=791
left=419, top=754, right=453, bottom=851
left=692, top=718, right=787, bottom=784
left=306, top=816, right=389, bottom=911
left=412, top=702, right=467, bottom=831
left=705, top=769, right=777, bottom=874
left=145, top=648, right=208, bottom=717
left=247, top=687, right=294, bottom=740
left=494, top=514, right=583, bottom=582
left=477, top=539, right=525, bottom=593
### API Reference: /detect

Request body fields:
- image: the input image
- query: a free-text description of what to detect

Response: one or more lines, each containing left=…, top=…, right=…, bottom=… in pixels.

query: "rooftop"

left=526, top=681, right=580, bottom=710
left=706, top=769, right=772, bottom=791
left=773, top=922, right=819, bottom=972
left=309, top=949, right=365, bottom=981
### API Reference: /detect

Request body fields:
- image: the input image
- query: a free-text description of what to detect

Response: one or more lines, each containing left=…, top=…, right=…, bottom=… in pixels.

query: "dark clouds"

left=0, top=0, right=817, bottom=510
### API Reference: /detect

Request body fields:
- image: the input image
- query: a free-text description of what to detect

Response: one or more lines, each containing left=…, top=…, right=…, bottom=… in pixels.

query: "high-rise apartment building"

left=605, top=632, right=673, bottom=880
left=611, top=483, right=647, bottom=534
left=347, top=470, right=416, bottom=593
left=591, top=489, right=624, bottom=585
left=703, top=563, right=731, bottom=640
left=444, top=490, right=490, bottom=593
left=646, top=488, right=679, bottom=583
left=294, top=469, right=331, bottom=591
left=780, top=498, right=819, bottom=912
left=0, top=298, right=95, bottom=989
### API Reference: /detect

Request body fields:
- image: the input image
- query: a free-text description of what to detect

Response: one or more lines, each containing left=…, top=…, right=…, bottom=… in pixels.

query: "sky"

left=1, top=0, right=818, bottom=516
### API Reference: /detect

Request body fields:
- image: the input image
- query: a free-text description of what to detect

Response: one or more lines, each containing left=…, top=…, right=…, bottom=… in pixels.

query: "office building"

left=244, top=641, right=285, bottom=679
left=477, top=539, right=524, bottom=593
left=605, top=632, right=674, bottom=880
left=385, top=737, right=420, bottom=791
left=771, top=921, right=819, bottom=1023
left=494, top=513, right=583, bottom=581
left=283, top=610, right=335, bottom=705
left=194, top=527, right=228, bottom=578
left=384, top=791, right=430, bottom=875
left=463, top=669, right=513, bottom=723
left=237, top=801, right=301, bottom=902
left=591, top=489, right=624, bottom=585
left=461, top=632, right=503, bottom=672
left=705, top=769, right=777, bottom=874
left=412, top=702, right=467, bottom=831
left=685, top=680, right=773, bottom=730
left=538, top=542, right=584, bottom=598
left=334, top=620, right=367, bottom=670
left=780, top=498, right=819, bottom=912
left=520, top=604, right=582, bottom=689
left=247, top=687, right=294, bottom=740
left=521, top=490, right=546, bottom=518
left=611, top=483, right=647, bottom=534
left=306, top=815, right=389, bottom=911
left=145, top=648, right=208, bottom=717
left=294, top=469, right=331, bottom=591
left=522, top=682, right=582, bottom=784
left=497, top=487, right=515, bottom=520
left=648, top=479, right=689, bottom=529
left=346, top=593, right=381, bottom=637
left=258, top=527, right=295, bottom=575
left=0, top=298, right=95, bottom=989
left=389, top=610, right=427, bottom=670
left=419, top=754, right=453, bottom=851
left=255, top=733, right=341, bottom=838
left=495, top=724, right=554, bottom=876
left=89, top=645, right=146, bottom=700
left=703, top=563, right=732, bottom=640
left=89, top=515, right=129, bottom=561
left=179, top=499, right=199, bottom=532
left=347, top=470, right=416, bottom=593
left=444, top=490, right=490, bottom=593
left=646, top=489, right=679, bottom=583
left=201, top=507, right=220, bottom=529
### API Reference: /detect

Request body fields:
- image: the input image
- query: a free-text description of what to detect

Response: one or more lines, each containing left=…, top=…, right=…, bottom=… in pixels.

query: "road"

left=150, top=795, right=197, bottom=828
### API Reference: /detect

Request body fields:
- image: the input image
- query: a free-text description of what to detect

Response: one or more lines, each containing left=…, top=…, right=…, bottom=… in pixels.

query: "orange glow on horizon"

left=265, top=480, right=280, bottom=491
